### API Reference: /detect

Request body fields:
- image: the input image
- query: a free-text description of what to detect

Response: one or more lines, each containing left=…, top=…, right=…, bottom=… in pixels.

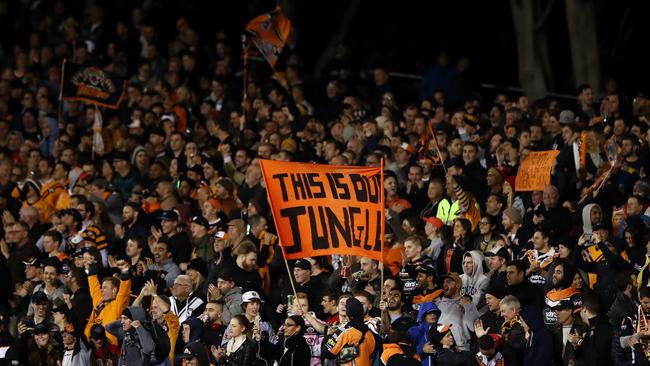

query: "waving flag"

left=245, top=6, right=292, bottom=69
left=62, top=63, right=126, bottom=109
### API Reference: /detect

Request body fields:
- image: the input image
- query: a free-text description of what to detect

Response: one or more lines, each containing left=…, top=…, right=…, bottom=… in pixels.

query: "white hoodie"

left=460, top=250, right=489, bottom=312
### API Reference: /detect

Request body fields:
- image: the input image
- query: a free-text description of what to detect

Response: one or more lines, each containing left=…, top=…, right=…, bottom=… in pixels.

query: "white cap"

left=242, top=291, right=263, bottom=303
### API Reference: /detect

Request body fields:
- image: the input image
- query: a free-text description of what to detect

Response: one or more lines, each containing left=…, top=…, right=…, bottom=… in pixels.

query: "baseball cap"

left=34, top=323, right=50, bottom=334
left=32, top=291, right=50, bottom=305
left=553, top=300, right=575, bottom=311
left=416, top=264, right=437, bottom=276
left=422, top=216, right=443, bottom=231
left=90, top=324, right=107, bottom=340
left=440, top=272, right=462, bottom=286
left=61, top=208, right=83, bottom=222
left=179, top=341, right=210, bottom=365
left=191, top=216, right=209, bottom=228
left=159, top=210, right=179, bottom=221
left=559, top=110, right=575, bottom=125
left=484, top=246, right=510, bottom=261
left=242, top=291, right=263, bottom=303
left=398, top=142, right=415, bottom=154
left=293, top=259, right=312, bottom=271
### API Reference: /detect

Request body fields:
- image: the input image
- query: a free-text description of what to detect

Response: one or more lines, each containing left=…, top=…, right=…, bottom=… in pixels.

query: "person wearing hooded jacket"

left=106, top=306, right=156, bottom=366
left=407, top=301, right=441, bottom=366
left=460, top=250, right=489, bottom=312
left=271, top=315, right=311, bottom=366
left=323, top=297, right=377, bottom=366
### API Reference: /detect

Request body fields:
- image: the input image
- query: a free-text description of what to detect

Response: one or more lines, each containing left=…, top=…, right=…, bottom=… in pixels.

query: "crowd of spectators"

left=3, top=1, right=650, bottom=366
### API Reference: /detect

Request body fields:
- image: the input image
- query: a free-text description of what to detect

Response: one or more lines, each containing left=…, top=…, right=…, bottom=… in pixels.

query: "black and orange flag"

left=245, top=6, right=292, bottom=69
left=61, top=63, right=126, bottom=109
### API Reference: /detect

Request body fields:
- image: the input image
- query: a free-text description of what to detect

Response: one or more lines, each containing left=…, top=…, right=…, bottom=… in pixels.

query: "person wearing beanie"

left=106, top=306, right=156, bottom=366
left=323, top=297, right=377, bottom=366
left=502, top=207, right=526, bottom=257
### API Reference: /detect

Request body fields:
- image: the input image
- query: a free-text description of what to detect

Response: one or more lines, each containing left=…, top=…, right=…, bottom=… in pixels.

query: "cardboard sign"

left=515, top=150, right=560, bottom=191
left=260, top=160, right=384, bottom=261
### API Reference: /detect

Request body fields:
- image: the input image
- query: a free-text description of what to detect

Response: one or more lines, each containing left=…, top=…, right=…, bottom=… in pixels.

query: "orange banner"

left=515, top=150, right=560, bottom=191
left=260, top=160, right=384, bottom=261
left=245, top=6, right=292, bottom=69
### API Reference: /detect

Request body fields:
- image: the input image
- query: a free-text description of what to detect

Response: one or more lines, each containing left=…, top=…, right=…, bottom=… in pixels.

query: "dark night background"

left=2, top=0, right=650, bottom=100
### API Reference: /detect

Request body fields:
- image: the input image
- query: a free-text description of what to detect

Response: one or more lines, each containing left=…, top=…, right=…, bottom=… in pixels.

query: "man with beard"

left=502, top=208, right=526, bottom=257
left=208, top=271, right=242, bottom=325
left=379, top=288, right=408, bottom=333
left=436, top=272, right=479, bottom=351
left=544, top=260, right=582, bottom=326
left=614, top=134, right=643, bottom=196
left=484, top=246, right=509, bottom=291
left=201, top=300, right=226, bottom=348
left=521, top=228, right=557, bottom=287
left=231, top=241, right=262, bottom=294
left=114, top=202, right=149, bottom=248
left=411, top=264, right=443, bottom=309
left=349, top=258, right=383, bottom=304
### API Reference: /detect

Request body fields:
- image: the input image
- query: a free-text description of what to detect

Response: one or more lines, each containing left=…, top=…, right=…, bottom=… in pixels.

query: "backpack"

left=144, top=320, right=171, bottom=363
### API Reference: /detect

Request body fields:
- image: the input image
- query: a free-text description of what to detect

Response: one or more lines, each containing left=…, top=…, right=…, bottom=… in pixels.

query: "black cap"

left=553, top=300, right=575, bottom=311
left=23, top=257, right=40, bottom=266
left=346, top=297, right=364, bottom=321
left=34, top=323, right=50, bottom=334
left=485, top=284, right=506, bottom=299
left=217, top=270, right=234, bottom=282
left=293, top=259, right=312, bottom=271
left=191, top=215, right=209, bottom=228
left=90, top=324, right=107, bottom=340
left=32, top=291, right=50, bottom=305
left=179, top=341, right=210, bottom=365
left=112, top=151, right=131, bottom=162
left=484, top=247, right=510, bottom=261
left=159, top=210, right=179, bottom=221
left=61, top=208, right=83, bottom=222
left=416, top=264, right=436, bottom=276
left=187, top=258, right=208, bottom=278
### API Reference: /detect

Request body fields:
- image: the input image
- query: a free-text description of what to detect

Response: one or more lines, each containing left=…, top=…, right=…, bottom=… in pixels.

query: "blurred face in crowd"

left=217, top=278, right=234, bottom=295
left=383, top=279, right=397, bottom=296
left=360, top=258, right=378, bottom=277
left=551, top=264, right=564, bottom=287
left=293, top=267, right=310, bottom=285
left=462, top=144, right=478, bottom=165
left=161, top=218, right=178, bottom=235
left=384, top=176, right=397, bottom=197
left=206, top=302, right=223, bottom=323
left=337, top=297, right=349, bottom=317
left=628, top=197, right=644, bottom=216
left=506, top=265, right=524, bottom=286
left=572, top=273, right=584, bottom=290
left=404, top=239, right=422, bottom=261
left=126, top=239, right=142, bottom=258
left=122, top=205, right=137, bottom=225
left=34, top=331, right=50, bottom=347
left=172, top=277, right=192, bottom=299
left=321, top=296, right=338, bottom=314
left=229, top=317, right=246, bottom=338
left=542, top=186, right=559, bottom=209
left=355, top=295, right=371, bottom=316
left=443, top=278, right=459, bottom=298
left=500, top=303, right=518, bottom=322
left=101, top=280, right=118, bottom=301
left=532, top=231, right=548, bottom=250
left=462, top=256, right=474, bottom=276
left=244, top=300, right=260, bottom=317
left=239, top=252, right=257, bottom=271
left=485, top=293, right=501, bottom=313
left=153, top=242, right=171, bottom=265
left=42, top=265, right=58, bottom=286
left=558, top=244, right=572, bottom=259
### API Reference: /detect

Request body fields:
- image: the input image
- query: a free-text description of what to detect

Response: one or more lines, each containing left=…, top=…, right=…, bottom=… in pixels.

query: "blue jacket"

left=408, top=302, right=441, bottom=366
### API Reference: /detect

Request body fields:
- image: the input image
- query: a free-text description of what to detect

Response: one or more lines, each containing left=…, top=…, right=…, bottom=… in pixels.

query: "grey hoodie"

left=460, top=250, right=489, bottom=311
left=106, top=306, right=155, bottom=366
left=581, top=203, right=600, bottom=237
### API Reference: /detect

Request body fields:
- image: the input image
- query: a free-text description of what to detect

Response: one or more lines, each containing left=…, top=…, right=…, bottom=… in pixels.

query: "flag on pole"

left=92, top=109, right=105, bottom=157
left=245, top=6, right=292, bottom=69
left=61, top=63, right=126, bottom=109
left=260, top=160, right=384, bottom=262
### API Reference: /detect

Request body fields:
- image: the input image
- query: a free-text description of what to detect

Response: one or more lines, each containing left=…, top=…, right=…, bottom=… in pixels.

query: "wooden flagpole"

left=57, top=59, right=67, bottom=126
left=380, top=158, right=385, bottom=302
left=428, top=121, right=447, bottom=174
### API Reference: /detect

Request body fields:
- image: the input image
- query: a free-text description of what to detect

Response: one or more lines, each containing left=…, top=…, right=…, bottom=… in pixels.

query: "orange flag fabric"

left=259, top=160, right=384, bottom=261
left=515, top=150, right=560, bottom=191
left=245, top=6, right=292, bottom=69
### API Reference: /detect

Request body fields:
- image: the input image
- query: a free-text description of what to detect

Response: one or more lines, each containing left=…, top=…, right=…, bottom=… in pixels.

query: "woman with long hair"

left=212, top=314, right=255, bottom=366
